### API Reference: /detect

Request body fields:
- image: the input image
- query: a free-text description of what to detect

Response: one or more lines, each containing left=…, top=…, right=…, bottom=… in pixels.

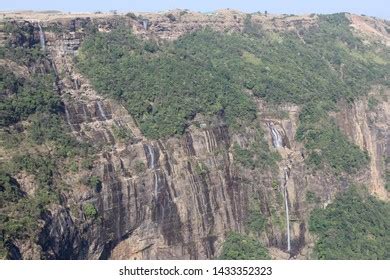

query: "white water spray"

left=74, top=78, right=78, bottom=90
left=37, top=23, right=45, bottom=51
left=64, top=106, right=74, bottom=131
left=283, top=168, right=291, bottom=252
left=147, top=145, right=155, bottom=169
left=269, top=122, right=283, bottom=148
left=82, top=104, right=88, bottom=120
left=97, top=101, right=108, bottom=121
left=154, top=172, right=159, bottom=198
left=142, top=19, right=148, bottom=30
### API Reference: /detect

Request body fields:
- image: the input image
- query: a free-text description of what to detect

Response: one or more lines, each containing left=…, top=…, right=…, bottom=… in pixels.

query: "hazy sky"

left=1, top=0, right=389, bottom=19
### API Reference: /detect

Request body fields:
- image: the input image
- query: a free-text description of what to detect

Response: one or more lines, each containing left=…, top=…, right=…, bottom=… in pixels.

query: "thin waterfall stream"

left=147, top=145, right=155, bottom=169
left=37, top=23, right=46, bottom=51
left=97, top=101, right=108, bottom=121
left=64, top=106, right=75, bottom=131
left=147, top=144, right=161, bottom=221
left=268, top=121, right=291, bottom=252
left=142, top=19, right=149, bottom=30
left=283, top=167, right=291, bottom=252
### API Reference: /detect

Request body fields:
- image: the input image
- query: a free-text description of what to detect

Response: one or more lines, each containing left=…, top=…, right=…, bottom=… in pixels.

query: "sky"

left=0, top=0, right=389, bottom=19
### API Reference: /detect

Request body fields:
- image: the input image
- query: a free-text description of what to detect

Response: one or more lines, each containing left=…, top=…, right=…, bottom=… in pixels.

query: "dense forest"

left=310, top=187, right=390, bottom=259
left=78, top=14, right=388, bottom=173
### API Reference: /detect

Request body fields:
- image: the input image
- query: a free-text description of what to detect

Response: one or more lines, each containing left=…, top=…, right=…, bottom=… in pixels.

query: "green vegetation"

left=0, top=172, right=23, bottom=209
left=77, top=13, right=388, bottom=174
left=134, top=160, right=146, bottom=173
left=220, top=196, right=269, bottom=260
left=87, top=176, right=102, bottom=192
left=1, top=14, right=389, bottom=258
left=12, top=154, right=55, bottom=187
left=194, top=162, right=209, bottom=176
left=0, top=21, right=92, bottom=257
left=306, top=191, right=320, bottom=204
left=1, top=23, right=46, bottom=67
left=296, top=117, right=369, bottom=174
left=367, top=96, right=379, bottom=110
left=291, top=14, right=390, bottom=173
left=125, top=12, right=137, bottom=20
left=385, top=170, right=390, bottom=192
left=0, top=67, right=61, bottom=127
left=309, top=187, right=390, bottom=259
left=246, top=203, right=266, bottom=233
left=28, top=113, right=86, bottom=157
left=81, top=156, right=95, bottom=170
left=0, top=170, right=57, bottom=258
left=111, top=125, right=133, bottom=141
left=233, top=144, right=256, bottom=169
left=0, top=23, right=62, bottom=133
left=77, top=27, right=259, bottom=139
left=243, top=14, right=265, bottom=38
left=233, top=130, right=281, bottom=170
left=385, top=156, right=390, bottom=192
left=219, top=232, right=270, bottom=260
left=83, top=203, right=98, bottom=219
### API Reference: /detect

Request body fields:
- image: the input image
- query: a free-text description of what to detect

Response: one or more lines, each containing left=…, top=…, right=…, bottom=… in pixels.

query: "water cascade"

left=64, top=106, right=74, bottom=131
left=147, top=145, right=155, bottom=169
left=154, top=172, right=159, bottom=198
left=97, top=101, right=108, bottom=121
left=82, top=104, right=88, bottom=120
left=147, top=145, right=160, bottom=219
left=268, top=122, right=283, bottom=148
left=142, top=19, right=149, bottom=30
left=283, top=168, right=291, bottom=252
left=37, top=23, right=46, bottom=51
left=73, top=78, right=79, bottom=90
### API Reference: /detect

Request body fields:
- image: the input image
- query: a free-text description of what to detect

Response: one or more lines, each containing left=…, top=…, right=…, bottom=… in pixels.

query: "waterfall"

left=37, top=23, right=46, bottom=51
left=142, top=19, right=149, bottom=30
left=152, top=151, right=160, bottom=222
left=82, top=104, right=88, bottom=120
left=283, top=168, right=291, bottom=252
left=64, top=106, right=74, bottom=131
left=97, top=101, right=108, bottom=121
left=269, top=122, right=283, bottom=148
left=73, top=78, right=78, bottom=90
left=154, top=172, right=159, bottom=198
left=147, top=145, right=155, bottom=169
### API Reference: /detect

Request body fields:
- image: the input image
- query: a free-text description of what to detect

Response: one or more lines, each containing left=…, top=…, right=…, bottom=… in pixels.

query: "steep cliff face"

left=0, top=11, right=389, bottom=260
left=335, top=90, right=390, bottom=200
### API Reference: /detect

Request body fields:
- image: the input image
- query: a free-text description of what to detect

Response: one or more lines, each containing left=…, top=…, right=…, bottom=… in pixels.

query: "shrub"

left=194, top=162, right=209, bottom=176
left=247, top=206, right=266, bottom=232
left=112, top=125, right=133, bottom=141
left=125, top=12, right=137, bottom=19
left=87, top=176, right=102, bottom=192
left=166, top=13, right=176, bottom=22
left=134, top=161, right=146, bottom=173
left=83, top=203, right=98, bottom=219
left=219, top=232, right=270, bottom=260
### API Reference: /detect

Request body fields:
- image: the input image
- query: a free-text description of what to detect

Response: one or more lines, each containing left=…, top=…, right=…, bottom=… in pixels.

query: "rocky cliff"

left=0, top=10, right=389, bottom=260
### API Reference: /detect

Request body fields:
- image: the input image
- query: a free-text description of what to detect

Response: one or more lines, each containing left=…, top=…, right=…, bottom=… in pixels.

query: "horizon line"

left=0, top=9, right=387, bottom=20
